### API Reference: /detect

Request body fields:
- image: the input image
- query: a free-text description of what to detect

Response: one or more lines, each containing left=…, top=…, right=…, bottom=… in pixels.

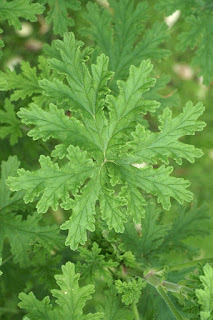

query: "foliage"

left=81, top=0, right=169, bottom=86
left=0, top=156, right=63, bottom=266
left=115, top=278, right=146, bottom=305
left=19, top=261, right=103, bottom=319
left=6, top=33, right=206, bottom=252
left=156, top=0, right=213, bottom=85
left=0, top=1, right=212, bottom=320
left=0, top=0, right=44, bottom=56
left=0, top=99, right=22, bottom=145
left=43, top=0, right=81, bottom=36
left=196, top=264, right=213, bottom=320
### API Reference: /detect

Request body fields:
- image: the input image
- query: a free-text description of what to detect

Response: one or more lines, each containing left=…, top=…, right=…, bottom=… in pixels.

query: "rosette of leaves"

left=7, top=33, right=205, bottom=250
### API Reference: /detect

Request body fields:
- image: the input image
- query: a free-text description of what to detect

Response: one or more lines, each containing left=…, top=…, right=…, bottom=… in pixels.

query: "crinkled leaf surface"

left=0, top=157, right=63, bottom=266
left=196, top=264, right=213, bottom=320
left=7, top=33, right=205, bottom=250
left=19, top=261, right=103, bottom=319
left=0, top=0, right=44, bottom=29
left=81, top=0, right=169, bottom=86
left=45, top=0, right=81, bottom=36
left=76, top=242, right=118, bottom=284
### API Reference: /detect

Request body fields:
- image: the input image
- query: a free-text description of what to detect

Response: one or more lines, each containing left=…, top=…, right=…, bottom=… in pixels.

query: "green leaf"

left=19, top=262, right=103, bottom=319
left=116, top=164, right=193, bottom=211
left=0, top=156, right=23, bottom=213
left=99, top=182, right=127, bottom=233
left=61, top=174, right=100, bottom=250
left=119, top=202, right=170, bottom=260
left=0, top=61, right=43, bottom=101
left=77, top=242, right=118, bottom=284
left=155, top=0, right=194, bottom=16
left=196, top=264, right=213, bottom=320
left=7, top=145, right=95, bottom=214
left=138, top=202, right=171, bottom=256
left=45, top=0, right=81, bottom=36
left=178, top=14, right=213, bottom=85
left=40, top=34, right=112, bottom=121
left=0, top=157, right=63, bottom=266
left=115, top=278, right=146, bottom=305
left=0, top=77, right=7, bottom=90
left=127, top=101, right=206, bottom=165
left=81, top=0, right=169, bottom=86
left=8, top=33, right=204, bottom=250
left=105, top=59, right=159, bottom=154
left=157, top=0, right=213, bottom=84
left=18, top=103, right=102, bottom=157
left=97, top=287, right=133, bottom=320
left=161, top=203, right=209, bottom=258
left=0, top=99, right=22, bottom=145
left=0, top=0, right=44, bottom=29
left=0, top=211, right=63, bottom=266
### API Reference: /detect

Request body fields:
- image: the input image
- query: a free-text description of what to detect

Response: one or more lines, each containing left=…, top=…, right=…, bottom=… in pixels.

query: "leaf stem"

left=132, top=302, right=141, bottom=320
left=166, top=257, right=213, bottom=271
left=156, top=284, right=184, bottom=320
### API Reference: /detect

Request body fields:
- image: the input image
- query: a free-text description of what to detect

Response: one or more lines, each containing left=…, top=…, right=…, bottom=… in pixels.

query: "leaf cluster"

left=0, top=1, right=212, bottom=320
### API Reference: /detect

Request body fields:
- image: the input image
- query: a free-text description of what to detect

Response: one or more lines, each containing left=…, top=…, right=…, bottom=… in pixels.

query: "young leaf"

left=77, top=242, right=118, bottom=284
left=196, top=264, right=213, bottom=320
left=19, top=262, right=103, bottom=319
left=115, top=278, right=146, bottom=305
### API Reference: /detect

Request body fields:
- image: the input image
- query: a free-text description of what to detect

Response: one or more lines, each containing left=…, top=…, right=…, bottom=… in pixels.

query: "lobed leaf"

left=19, top=262, right=103, bottom=319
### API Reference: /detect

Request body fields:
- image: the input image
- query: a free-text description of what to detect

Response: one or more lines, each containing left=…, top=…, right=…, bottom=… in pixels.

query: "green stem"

left=156, top=284, right=184, bottom=320
left=144, top=272, right=191, bottom=295
left=132, top=302, right=140, bottom=320
left=128, top=267, right=191, bottom=295
left=1, top=254, right=13, bottom=266
left=166, top=257, right=213, bottom=272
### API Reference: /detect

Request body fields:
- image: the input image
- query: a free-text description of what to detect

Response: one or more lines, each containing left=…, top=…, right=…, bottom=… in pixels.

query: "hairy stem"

left=156, top=284, right=184, bottom=320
